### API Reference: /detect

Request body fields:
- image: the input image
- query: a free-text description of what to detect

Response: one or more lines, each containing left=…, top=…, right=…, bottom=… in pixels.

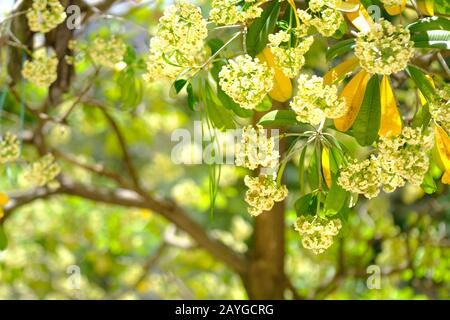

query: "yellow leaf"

left=0, top=209, right=3, bottom=220
left=417, top=0, right=435, bottom=16
left=419, top=75, right=435, bottom=106
left=322, top=146, right=332, bottom=188
left=324, top=57, right=359, bottom=86
left=379, top=75, right=402, bottom=137
left=434, top=123, right=450, bottom=185
left=0, top=192, right=9, bottom=206
left=345, top=0, right=374, bottom=32
left=334, top=70, right=370, bottom=132
left=257, top=47, right=293, bottom=102
left=286, top=0, right=301, bottom=27
left=385, top=0, right=406, bottom=15
left=332, top=1, right=360, bottom=12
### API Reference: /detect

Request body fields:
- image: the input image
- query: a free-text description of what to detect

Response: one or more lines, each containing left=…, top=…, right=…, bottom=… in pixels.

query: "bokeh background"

left=0, top=0, right=449, bottom=299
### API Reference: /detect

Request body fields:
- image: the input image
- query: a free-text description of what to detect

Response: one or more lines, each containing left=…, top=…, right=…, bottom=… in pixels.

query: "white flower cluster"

left=0, top=132, right=20, bottom=164
left=268, top=31, right=314, bottom=78
left=22, top=51, right=58, bottom=87
left=429, top=86, right=450, bottom=132
left=219, top=55, right=274, bottom=109
left=294, top=215, right=342, bottom=254
left=355, top=19, right=414, bottom=75
left=27, top=0, right=66, bottom=33
left=89, top=37, right=127, bottom=68
left=24, top=154, right=61, bottom=189
left=209, top=0, right=263, bottom=25
left=290, top=74, right=347, bottom=125
left=244, top=175, right=288, bottom=216
left=339, top=127, right=434, bottom=198
left=297, top=0, right=344, bottom=37
left=145, top=0, right=208, bottom=82
left=235, top=125, right=279, bottom=170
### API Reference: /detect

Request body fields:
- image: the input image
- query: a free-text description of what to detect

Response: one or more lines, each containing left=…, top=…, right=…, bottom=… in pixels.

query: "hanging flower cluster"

left=244, top=175, right=288, bottom=216
left=22, top=51, right=58, bottom=87
left=89, top=37, right=127, bottom=68
left=268, top=31, right=314, bottom=78
left=355, top=19, right=414, bottom=75
left=144, top=0, right=208, bottom=82
left=235, top=125, right=279, bottom=170
left=429, top=86, right=450, bottom=131
left=209, top=0, right=263, bottom=25
left=339, top=127, right=434, bottom=197
left=219, top=55, right=274, bottom=109
left=297, top=0, right=344, bottom=37
left=27, top=0, right=66, bottom=33
left=24, top=154, right=61, bottom=189
left=294, top=216, right=342, bottom=254
left=0, top=133, right=20, bottom=164
left=290, top=74, right=347, bottom=125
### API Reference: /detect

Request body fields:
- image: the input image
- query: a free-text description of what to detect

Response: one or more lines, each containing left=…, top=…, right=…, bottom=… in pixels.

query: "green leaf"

left=412, top=103, right=432, bottom=128
left=246, top=1, right=281, bottom=57
left=436, top=0, right=450, bottom=15
left=324, top=179, right=348, bottom=216
left=307, top=147, right=320, bottom=190
left=204, top=81, right=236, bottom=130
left=186, top=83, right=196, bottom=111
left=216, top=84, right=254, bottom=118
left=254, top=95, right=272, bottom=112
left=295, top=193, right=318, bottom=217
left=352, top=75, right=381, bottom=146
left=406, top=65, right=436, bottom=103
left=411, top=30, right=450, bottom=49
left=298, top=146, right=307, bottom=194
left=421, top=170, right=438, bottom=194
left=0, top=226, right=7, bottom=251
left=170, top=79, right=188, bottom=98
left=408, top=17, right=450, bottom=32
left=326, top=39, right=356, bottom=61
left=207, top=38, right=225, bottom=55
left=258, top=110, right=298, bottom=126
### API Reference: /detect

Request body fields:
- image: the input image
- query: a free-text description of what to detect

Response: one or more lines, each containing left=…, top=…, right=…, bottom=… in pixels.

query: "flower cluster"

left=377, top=127, right=434, bottom=190
left=355, top=19, right=414, bottom=75
left=244, top=175, right=287, bottom=216
left=27, top=0, right=66, bottom=33
left=145, top=0, right=208, bottom=82
left=294, top=215, right=342, bottom=254
left=22, top=51, right=58, bottom=87
left=290, top=74, right=347, bottom=125
left=235, top=125, right=279, bottom=170
left=338, top=157, right=382, bottom=199
left=24, top=154, right=61, bottom=189
left=268, top=31, right=314, bottom=78
left=380, top=0, right=403, bottom=6
left=89, top=37, right=126, bottom=68
left=429, top=86, right=450, bottom=131
left=209, top=0, right=263, bottom=25
left=339, top=127, right=434, bottom=197
left=0, top=133, right=20, bottom=164
left=219, top=55, right=274, bottom=109
left=297, top=0, right=344, bottom=37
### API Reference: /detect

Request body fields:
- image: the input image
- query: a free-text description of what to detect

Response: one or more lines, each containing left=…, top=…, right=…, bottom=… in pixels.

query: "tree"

left=0, top=0, right=449, bottom=299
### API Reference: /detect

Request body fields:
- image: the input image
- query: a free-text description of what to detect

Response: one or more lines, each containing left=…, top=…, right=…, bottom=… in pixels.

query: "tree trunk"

left=241, top=101, right=288, bottom=299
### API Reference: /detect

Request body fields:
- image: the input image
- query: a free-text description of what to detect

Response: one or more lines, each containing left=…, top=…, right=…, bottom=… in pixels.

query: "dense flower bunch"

left=145, top=0, right=208, bottom=82
left=209, top=0, right=263, bottom=25
left=380, top=0, right=403, bottom=6
left=0, top=133, right=20, bottom=164
left=294, top=216, right=342, bottom=254
left=24, top=154, right=61, bottom=189
left=338, top=158, right=382, bottom=199
left=297, top=0, right=344, bottom=37
left=290, top=74, right=347, bottom=125
left=377, top=127, right=434, bottom=190
left=244, top=175, right=287, bottom=216
left=429, top=86, right=450, bottom=131
left=268, top=31, right=314, bottom=78
left=235, top=125, right=279, bottom=170
left=339, top=127, right=434, bottom=197
left=22, top=51, right=58, bottom=87
left=89, top=37, right=127, bottom=68
left=355, top=19, right=414, bottom=75
left=26, top=0, right=66, bottom=33
left=219, top=55, right=274, bottom=109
